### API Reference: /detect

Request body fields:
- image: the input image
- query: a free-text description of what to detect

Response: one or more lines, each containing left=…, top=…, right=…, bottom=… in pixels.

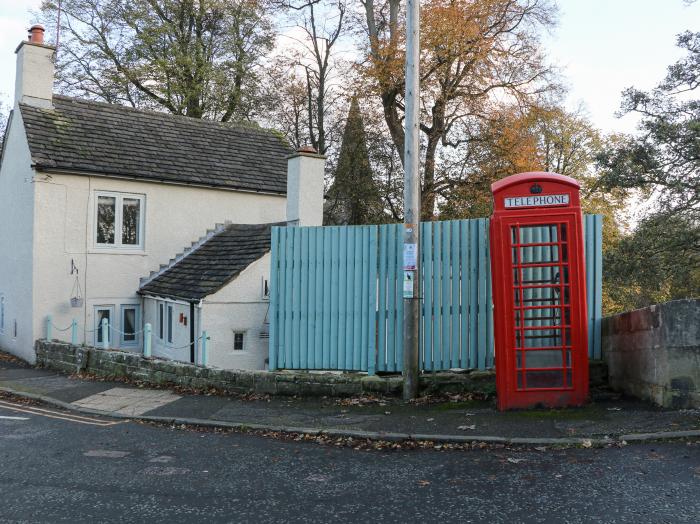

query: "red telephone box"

left=490, top=172, right=589, bottom=410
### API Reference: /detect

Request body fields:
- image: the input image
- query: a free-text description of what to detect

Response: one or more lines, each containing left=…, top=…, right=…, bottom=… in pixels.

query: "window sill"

left=89, top=247, right=147, bottom=256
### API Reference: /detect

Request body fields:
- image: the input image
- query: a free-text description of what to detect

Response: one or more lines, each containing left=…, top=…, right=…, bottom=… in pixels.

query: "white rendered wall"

left=0, top=110, right=36, bottom=362
left=32, top=173, right=285, bottom=353
left=200, top=253, right=271, bottom=371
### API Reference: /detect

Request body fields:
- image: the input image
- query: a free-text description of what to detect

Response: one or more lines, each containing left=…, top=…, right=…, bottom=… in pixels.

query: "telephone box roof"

left=491, top=172, right=580, bottom=194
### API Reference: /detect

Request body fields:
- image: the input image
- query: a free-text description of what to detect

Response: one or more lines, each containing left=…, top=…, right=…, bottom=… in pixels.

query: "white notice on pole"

left=403, top=271, right=414, bottom=298
left=403, top=243, right=417, bottom=270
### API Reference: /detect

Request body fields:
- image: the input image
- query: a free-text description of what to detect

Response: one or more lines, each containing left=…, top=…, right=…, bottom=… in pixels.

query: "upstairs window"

left=96, top=192, right=144, bottom=249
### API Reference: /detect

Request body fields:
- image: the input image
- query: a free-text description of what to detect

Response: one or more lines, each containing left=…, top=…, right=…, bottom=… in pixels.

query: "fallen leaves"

left=336, top=395, right=388, bottom=407
left=457, top=425, right=476, bottom=431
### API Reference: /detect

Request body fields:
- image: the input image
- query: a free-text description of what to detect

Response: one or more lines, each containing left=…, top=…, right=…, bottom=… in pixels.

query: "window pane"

left=167, top=306, right=173, bottom=343
left=234, top=332, right=244, bottom=350
left=96, top=309, right=111, bottom=343
left=97, top=196, right=116, bottom=244
left=159, top=304, right=164, bottom=339
left=122, top=198, right=141, bottom=245
left=123, top=308, right=136, bottom=342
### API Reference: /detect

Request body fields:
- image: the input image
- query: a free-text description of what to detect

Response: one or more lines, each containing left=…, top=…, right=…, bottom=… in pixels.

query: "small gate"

left=269, top=216, right=602, bottom=373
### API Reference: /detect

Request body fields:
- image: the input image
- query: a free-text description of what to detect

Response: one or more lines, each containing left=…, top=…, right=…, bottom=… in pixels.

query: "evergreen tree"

left=325, top=97, right=383, bottom=225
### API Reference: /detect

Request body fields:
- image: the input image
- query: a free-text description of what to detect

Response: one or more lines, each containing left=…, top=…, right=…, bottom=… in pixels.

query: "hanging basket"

left=70, top=273, right=83, bottom=308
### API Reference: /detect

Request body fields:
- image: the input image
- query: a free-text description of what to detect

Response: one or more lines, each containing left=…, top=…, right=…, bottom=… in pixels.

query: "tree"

left=603, top=214, right=700, bottom=312
left=325, top=96, right=384, bottom=224
left=597, top=31, right=700, bottom=224
left=269, top=0, right=348, bottom=155
left=41, top=0, right=275, bottom=121
left=359, top=0, right=558, bottom=219
left=0, top=100, right=10, bottom=149
left=597, top=31, right=700, bottom=309
left=438, top=105, right=624, bottom=222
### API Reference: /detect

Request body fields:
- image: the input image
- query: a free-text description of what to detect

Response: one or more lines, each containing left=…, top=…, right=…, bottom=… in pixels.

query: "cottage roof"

left=19, top=95, right=290, bottom=194
left=139, top=222, right=280, bottom=301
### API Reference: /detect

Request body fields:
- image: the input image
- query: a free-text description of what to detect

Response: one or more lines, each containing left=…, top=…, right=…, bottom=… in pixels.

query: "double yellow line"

left=0, top=399, right=123, bottom=427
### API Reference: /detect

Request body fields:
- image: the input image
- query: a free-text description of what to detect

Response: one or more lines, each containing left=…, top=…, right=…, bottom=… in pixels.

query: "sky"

left=1, top=0, right=699, bottom=136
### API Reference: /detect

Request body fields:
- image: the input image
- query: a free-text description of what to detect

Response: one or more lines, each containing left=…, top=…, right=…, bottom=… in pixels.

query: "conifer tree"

left=325, top=96, right=383, bottom=225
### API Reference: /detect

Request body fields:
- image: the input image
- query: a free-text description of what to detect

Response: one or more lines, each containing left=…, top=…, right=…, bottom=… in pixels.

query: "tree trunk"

left=422, top=134, right=440, bottom=220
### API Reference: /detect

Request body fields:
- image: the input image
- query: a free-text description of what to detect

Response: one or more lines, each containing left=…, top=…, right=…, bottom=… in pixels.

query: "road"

left=0, top=397, right=699, bottom=523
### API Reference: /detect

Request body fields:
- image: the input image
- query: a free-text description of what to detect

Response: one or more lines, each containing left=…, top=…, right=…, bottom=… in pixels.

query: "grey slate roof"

left=19, top=95, right=290, bottom=194
left=139, top=222, right=281, bottom=301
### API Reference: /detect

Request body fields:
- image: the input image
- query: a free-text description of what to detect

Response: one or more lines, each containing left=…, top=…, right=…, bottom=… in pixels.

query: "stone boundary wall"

left=602, top=299, right=700, bottom=408
left=35, top=340, right=607, bottom=399
left=34, top=340, right=496, bottom=397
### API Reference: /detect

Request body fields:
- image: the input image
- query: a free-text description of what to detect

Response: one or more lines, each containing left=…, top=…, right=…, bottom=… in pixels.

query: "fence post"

left=201, top=331, right=208, bottom=367
left=45, top=315, right=52, bottom=341
left=71, top=319, right=78, bottom=346
left=101, top=317, right=109, bottom=349
left=144, top=323, right=152, bottom=358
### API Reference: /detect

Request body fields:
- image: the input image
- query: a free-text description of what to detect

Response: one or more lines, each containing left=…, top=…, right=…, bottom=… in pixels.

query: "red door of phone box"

left=489, top=172, right=589, bottom=410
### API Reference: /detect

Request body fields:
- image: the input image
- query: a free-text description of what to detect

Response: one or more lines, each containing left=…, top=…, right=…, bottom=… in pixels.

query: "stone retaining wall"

left=602, top=298, right=700, bottom=408
left=35, top=340, right=608, bottom=399
left=34, top=340, right=496, bottom=398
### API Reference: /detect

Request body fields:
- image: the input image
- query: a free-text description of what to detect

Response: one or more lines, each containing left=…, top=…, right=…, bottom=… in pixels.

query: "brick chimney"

left=14, top=24, right=55, bottom=108
left=286, top=146, right=326, bottom=226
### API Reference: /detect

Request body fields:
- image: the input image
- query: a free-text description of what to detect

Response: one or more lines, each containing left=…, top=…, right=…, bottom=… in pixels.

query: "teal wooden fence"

left=269, top=215, right=603, bottom=373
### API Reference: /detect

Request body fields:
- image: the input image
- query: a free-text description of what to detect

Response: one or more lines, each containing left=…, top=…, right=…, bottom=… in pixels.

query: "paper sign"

left=403, top=271, right=414, bottom=298
left=403, top=243, right=417, bottom=270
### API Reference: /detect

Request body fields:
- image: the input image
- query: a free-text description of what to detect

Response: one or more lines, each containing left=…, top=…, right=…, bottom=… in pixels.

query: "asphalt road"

left=0, top=398, right=699, bottom=524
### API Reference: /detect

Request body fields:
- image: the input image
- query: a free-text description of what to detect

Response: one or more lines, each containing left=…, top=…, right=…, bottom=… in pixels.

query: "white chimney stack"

left=286, top=146, right=326, bottom=226
left=15, top=24, right=55, bottom=109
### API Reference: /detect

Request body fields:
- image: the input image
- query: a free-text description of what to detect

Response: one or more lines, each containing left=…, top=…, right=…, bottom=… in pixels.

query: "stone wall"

left=34, top=340, right=496, bottom=398
left=602, top=299, right=700, bottom=408
left=35, top=340, right=609, bottom=399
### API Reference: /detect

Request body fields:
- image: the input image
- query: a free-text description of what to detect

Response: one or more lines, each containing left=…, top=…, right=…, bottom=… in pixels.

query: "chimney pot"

left=28, top=24, right=45, bottom=45
left=297, top=145, right=318, bottom=154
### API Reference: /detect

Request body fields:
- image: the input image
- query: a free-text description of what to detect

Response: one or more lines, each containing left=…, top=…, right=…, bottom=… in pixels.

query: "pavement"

left=1, top=355, right=699, bottom=446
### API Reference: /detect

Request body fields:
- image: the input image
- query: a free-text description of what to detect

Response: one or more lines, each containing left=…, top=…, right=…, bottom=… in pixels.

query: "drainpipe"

left=190, top=301, right=195, bottom=364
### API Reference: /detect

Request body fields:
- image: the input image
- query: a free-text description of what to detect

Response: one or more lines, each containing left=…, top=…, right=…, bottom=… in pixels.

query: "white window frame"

left=233, top=331, right=245, bottom=351
left=94, top=305, right=114, bottom=346
left=157, top=301, right=174, bottom=344
left=120, top=304, right=141, bottom=347
left=94, top=191, right=145, bottom=250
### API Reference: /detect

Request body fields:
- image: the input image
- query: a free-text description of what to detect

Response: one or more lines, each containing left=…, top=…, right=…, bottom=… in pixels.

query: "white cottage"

left=0, top=25, right=324, bottom=370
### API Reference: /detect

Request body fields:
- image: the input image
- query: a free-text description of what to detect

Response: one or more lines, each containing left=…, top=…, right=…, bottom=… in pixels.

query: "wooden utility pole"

left=402, top=0, right=420, bottom=400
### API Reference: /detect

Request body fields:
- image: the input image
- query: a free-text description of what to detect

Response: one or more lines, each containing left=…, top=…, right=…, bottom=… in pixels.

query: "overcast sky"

left=1, top=0, right=699, bottom=136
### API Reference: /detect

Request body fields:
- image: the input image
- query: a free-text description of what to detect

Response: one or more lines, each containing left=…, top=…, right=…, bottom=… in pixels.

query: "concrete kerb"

left=2, top=385, right=699, bottom=448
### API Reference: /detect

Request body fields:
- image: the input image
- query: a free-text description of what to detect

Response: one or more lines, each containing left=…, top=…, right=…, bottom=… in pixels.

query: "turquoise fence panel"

left=270, top=215, right=603, bottom=372
left=584, top=214, right=604, bottom=360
